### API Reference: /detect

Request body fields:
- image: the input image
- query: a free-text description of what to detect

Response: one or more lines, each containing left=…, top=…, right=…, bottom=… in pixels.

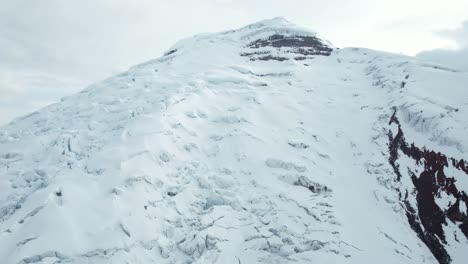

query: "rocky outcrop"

left=388, top=109, right=468, bottom=264
left=241, top=34, right=333, bottom=61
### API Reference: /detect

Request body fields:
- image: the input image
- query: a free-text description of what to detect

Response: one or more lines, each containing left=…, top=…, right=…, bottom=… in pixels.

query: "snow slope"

left=0, top=17, right=467, bottom=264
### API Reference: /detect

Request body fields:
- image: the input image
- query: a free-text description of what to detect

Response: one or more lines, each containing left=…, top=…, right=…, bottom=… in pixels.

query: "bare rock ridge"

left=241, top=34, right=333, bottom=61
left=238, top=18, right=333, bottom=62
left=388, top=109, right=468, bottom=264
left=0, top=17, right=467, bottom=264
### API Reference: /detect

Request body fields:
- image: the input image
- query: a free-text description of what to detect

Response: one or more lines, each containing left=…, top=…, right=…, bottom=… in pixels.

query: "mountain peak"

left=163, top=18, right=333, bottom=64
left=237, top=17, right=317, bottom=39
left=247, top=16, right=293, bottom=27
left=1, top=18, right=467, bottom=264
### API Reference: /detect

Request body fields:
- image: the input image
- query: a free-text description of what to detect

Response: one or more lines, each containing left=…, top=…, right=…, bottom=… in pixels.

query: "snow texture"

left=0, top=17, right=467, bottom=264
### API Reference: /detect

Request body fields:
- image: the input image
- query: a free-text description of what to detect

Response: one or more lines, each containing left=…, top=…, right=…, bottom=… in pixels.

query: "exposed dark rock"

left=164, top=49, right=177, bottom=56
left=387, top=109, right=468, bottom=264
left=294, top=56, right=307, bottom=61
left=256, top=55, right=289, bottom=62
left=241, top=51, right=289, bottom=62
left=240, top=51, right=270, bottom=57
left=247, top=34, right=332, bottom=55
left=294, top=176, right=330, bottom=194
left=241, top=34, right=333, bottom=61
left=288, top=142, right=310, bottom=149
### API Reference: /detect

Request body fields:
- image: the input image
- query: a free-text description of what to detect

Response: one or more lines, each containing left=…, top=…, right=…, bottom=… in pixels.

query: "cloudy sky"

left=1, top=0, right=467, bottom=125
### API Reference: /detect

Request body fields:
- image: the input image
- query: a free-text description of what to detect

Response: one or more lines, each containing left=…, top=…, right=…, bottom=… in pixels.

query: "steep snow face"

left=0, top=18, right=467, bottom=264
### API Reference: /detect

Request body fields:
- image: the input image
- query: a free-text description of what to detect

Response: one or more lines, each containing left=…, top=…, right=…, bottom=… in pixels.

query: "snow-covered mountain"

left=1, top=17, right=467, bottom=264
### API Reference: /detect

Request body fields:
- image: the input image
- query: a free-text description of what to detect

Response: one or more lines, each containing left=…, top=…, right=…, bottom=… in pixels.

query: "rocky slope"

left=0, top=18, right=467, bottom=264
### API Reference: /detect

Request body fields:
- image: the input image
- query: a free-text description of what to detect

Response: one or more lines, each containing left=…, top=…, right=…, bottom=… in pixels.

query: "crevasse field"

left=0, top=18, right=467, bottom=264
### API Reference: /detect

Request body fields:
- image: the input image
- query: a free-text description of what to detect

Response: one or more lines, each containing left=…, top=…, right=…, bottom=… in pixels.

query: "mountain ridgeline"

left=0, top=18, right=467, bottom=264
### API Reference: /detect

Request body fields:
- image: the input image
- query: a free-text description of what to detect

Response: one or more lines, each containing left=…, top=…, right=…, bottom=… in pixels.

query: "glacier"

left=0, top=17, right=467, bottom=264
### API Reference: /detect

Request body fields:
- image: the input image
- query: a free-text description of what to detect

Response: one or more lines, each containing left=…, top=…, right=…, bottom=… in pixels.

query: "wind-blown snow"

left=0, top=18, right=467, bottom=264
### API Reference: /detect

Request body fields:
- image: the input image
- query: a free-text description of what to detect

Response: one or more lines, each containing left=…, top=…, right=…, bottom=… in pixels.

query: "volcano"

left=0, top=18, right=467, bottom=264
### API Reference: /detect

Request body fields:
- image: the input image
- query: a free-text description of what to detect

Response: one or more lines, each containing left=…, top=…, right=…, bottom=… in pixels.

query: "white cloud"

left=416, top=20, right=468, bottom=71
left=0, top=70, right=87, bottom=124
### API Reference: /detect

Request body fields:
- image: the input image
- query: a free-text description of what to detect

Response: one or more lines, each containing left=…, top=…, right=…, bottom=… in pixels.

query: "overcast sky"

left=1, top=0, right=468, bottom=125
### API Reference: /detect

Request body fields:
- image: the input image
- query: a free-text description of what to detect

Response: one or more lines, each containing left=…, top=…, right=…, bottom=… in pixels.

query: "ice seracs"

left=0, top=18, right=467, bottom=264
